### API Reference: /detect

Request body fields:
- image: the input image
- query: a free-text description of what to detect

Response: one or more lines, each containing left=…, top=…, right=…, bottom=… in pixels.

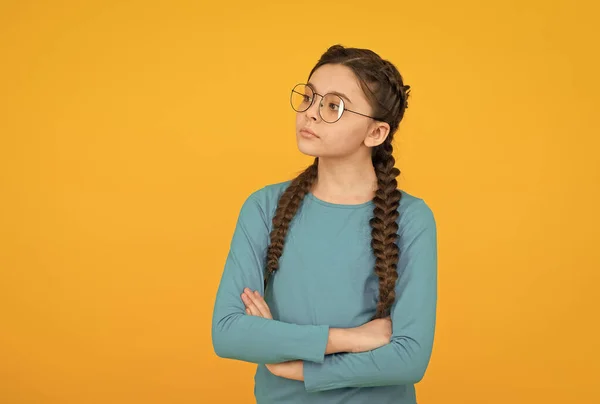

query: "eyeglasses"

left=290, top=83, right=379, bottom=123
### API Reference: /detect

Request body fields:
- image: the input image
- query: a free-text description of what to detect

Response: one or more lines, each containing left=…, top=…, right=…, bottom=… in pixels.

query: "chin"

left=297, top=145, right=320, bottom=158
left=296, top=138, right=321, bottom=157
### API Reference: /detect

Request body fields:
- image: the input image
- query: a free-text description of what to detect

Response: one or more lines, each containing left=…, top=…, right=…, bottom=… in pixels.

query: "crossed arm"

left=211, top=192, right=438, bottom=392
left=241, top=287, right=317, bottom=379
left=240, top=287, right=392, bottom=381
left=240, top=287, right=322, bottom=381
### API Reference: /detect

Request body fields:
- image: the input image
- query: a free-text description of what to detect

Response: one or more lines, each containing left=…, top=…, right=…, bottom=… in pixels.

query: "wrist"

left=266, top=361, right=303, bottom=381
left=326, top=327, right=355, bottom=354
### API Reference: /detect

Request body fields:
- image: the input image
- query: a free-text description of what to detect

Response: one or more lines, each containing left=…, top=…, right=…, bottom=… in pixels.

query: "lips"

left=300, top=128, right=319, bottom=138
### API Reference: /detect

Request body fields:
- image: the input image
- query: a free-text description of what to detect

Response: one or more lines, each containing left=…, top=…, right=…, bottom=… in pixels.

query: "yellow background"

left=1, top=0, right=599, bottom=403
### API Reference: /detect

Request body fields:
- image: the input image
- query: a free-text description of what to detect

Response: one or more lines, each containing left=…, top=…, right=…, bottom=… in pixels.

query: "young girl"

left=211, top=44, right=438, bottom=404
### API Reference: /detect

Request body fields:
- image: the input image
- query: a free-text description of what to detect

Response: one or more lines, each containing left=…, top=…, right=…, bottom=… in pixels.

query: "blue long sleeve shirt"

left=211, top=180, right=438, bottom=404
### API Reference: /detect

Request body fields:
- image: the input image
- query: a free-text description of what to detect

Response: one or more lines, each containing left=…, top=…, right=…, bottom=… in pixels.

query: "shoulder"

left=398, top=189, right=433, bottom=215
left=244, top=180, right=292, bottom=210
left=248, top=180, right=293, bottom=203
left=397, top=189, right=437, bottom=235
left=237, top=180, right=293, bottom=227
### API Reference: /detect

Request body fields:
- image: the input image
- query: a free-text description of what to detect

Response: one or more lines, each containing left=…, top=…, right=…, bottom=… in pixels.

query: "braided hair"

left=264, top=44, right=411, bottom=319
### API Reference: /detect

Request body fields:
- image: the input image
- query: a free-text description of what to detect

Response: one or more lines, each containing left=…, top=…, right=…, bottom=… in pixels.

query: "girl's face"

left=295, top=64, right=389, bottom=159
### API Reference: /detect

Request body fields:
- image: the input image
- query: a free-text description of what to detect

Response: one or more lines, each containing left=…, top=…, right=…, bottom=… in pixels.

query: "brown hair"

left=264, top=44, right=411, bottom=319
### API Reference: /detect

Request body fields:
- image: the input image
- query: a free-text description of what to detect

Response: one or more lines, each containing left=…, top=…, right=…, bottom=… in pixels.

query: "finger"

left=253, top=291, right=273, bottom=320
left=241, top=292, right=262, bottom=317
left=246, top=300, right=262, bottom=317
left=252, top=290, right=273, bottom=319
left=241, top=290, right=259, bottom=315
left=244, top=290, right=269, bottom=318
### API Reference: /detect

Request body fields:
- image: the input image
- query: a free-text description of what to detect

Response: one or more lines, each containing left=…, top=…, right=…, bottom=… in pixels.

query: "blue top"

left=211, top=180, right=438, bottom=403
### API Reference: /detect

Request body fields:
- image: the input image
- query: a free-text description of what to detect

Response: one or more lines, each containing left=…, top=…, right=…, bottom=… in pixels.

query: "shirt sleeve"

left=303, top=199, right=438, bottom=392
left=211, top=190, right=330, bottom=365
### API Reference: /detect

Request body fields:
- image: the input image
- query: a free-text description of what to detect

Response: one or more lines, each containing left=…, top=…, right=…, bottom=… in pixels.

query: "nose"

left=305, top=94, right=322, bottom=122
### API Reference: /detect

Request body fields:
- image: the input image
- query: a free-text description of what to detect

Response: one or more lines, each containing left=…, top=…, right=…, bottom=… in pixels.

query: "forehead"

left=308, top=64, right=366, bottom=103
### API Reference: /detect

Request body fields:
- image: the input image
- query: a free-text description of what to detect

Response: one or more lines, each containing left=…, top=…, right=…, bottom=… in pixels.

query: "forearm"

left=303, top=335, right=432, bottom=392
left=270, top=334, right=430, bottom=389
left=267, top=360, right=304, bottom=381
left=325, top=327, right=355, bottom=355
left=213, top=310, right=360, bottom=361
left=212, top=312, right=330, bottom=364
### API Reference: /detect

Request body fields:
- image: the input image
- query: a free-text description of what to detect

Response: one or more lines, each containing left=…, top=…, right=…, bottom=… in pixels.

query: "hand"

left=348, top=316, right=392, bottom=353
left=241, top=288, right=273, bottom=320
left=265, top=360, right=304, bottom=381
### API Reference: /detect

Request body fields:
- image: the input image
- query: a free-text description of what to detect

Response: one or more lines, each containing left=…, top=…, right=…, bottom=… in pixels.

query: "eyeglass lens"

left=290, top=84, right=345, bottom=123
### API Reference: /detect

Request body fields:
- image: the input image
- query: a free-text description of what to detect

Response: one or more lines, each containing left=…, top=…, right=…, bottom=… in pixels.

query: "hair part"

left=265, top=44, right=410, bottom=319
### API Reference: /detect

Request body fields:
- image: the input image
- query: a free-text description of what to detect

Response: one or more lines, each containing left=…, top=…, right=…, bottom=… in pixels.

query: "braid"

left=378, top=60, right=411, bottom=127
left=380, top=61, right=410, bottom=100
left=370, top=139, right=402, bottom=319
left=264, top=158, right=319, bottom=290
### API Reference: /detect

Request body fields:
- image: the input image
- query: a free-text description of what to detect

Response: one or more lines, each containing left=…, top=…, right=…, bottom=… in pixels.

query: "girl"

left=211, top=44, right=438, bottom=404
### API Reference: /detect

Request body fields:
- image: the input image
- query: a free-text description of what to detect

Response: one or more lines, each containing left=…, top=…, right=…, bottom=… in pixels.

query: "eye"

left=328, top=103, right=340, bottom=111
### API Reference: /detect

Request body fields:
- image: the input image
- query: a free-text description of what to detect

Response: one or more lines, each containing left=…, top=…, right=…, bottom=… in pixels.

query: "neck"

left=311, top=153, right=378, bottom=205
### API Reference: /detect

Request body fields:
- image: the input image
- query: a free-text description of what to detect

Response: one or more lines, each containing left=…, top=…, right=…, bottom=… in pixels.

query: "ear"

left=364, top=121, right=391, bottom=148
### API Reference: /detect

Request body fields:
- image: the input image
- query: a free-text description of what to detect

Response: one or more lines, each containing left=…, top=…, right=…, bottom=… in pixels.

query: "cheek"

left=295, top=112, right=304, bottom=128
left=325, top=123, right=366, bottom=150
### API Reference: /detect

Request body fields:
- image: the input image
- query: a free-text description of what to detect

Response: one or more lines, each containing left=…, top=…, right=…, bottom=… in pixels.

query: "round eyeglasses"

left=290, top=83, right=379, bottom=123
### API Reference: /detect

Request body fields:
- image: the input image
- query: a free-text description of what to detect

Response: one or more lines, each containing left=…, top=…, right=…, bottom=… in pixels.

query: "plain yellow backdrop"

left=1, top=0, right=599, bottom=403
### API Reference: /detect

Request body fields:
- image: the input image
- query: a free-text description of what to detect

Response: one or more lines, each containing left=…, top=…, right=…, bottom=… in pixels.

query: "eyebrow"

left=307, top=82, right=353, bottom=104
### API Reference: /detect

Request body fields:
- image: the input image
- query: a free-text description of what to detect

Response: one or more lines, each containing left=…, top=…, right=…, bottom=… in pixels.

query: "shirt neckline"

left=306, top=191, right=375, bottom=209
